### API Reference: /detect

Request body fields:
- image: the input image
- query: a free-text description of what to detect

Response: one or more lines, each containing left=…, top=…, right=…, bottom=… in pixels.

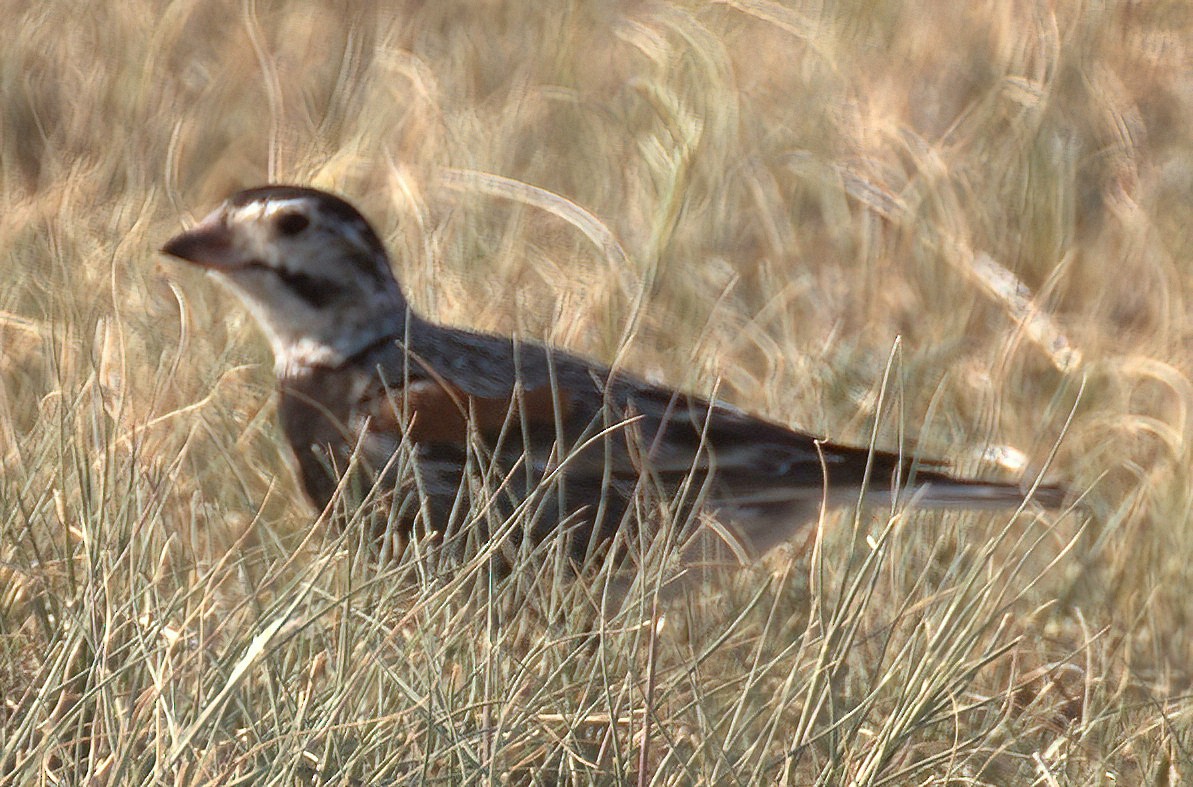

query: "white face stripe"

left=226, top=195, right=378, bottom=259
left=228, top=196, right=311, bottom=224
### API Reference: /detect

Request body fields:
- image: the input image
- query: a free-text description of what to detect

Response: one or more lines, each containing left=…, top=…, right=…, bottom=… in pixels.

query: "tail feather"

left=703, top=465, right=1070, bottom=561
left=871, top=477, right=1069, bottom=510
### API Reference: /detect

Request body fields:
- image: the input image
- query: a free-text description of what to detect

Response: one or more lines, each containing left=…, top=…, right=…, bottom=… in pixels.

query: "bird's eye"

left=275, top=211, right=310, bottom=236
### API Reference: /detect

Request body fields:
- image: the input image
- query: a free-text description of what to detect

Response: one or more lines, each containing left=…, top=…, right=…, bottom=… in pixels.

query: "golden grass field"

left=2, top=0, right=1190, bottom=783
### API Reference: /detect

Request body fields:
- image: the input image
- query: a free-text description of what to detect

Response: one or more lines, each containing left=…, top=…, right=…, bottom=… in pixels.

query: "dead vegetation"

left=1, top=1, right=1190, bottom=783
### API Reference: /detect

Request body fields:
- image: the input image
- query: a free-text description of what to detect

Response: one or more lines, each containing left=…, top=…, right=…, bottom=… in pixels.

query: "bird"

left=161, top=184, right=1066, bottom=581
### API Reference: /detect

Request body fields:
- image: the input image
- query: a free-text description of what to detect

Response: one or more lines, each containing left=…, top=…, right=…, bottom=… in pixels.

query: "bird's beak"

left=161, top=210, right=242, bottom=270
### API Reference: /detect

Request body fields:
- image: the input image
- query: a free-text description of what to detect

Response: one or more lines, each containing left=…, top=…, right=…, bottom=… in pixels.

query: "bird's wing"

left=361, top=323, right=1059, bottom=507
left=358, top=325, right=588, bottom=451
left=365, top=323, right=931, bottom=479
left=610, top=380, right=947, bottom=486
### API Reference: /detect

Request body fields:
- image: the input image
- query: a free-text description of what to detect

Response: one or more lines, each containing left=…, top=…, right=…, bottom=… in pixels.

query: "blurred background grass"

left=1, top=0, right=1190, bottom=783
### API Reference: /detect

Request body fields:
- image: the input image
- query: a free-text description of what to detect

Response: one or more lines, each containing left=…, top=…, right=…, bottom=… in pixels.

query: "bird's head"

left=162, top=185, right=407, bottom=371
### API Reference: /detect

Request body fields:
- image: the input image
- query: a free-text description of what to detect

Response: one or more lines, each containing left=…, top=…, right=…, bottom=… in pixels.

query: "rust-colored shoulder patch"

left=367, top=378, right=572, bottom=444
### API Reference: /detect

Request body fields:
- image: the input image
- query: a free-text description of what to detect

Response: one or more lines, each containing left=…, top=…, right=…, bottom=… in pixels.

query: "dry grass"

left=1, top=0, right=1190, bottom=783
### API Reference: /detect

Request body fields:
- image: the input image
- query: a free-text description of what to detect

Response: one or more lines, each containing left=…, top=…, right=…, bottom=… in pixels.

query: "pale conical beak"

left=161, top=213, right=241, bottom=270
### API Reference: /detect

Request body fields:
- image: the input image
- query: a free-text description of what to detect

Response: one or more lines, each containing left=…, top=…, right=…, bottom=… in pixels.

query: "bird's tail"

left=700, top=469, right=1069, bottom=562
left=866, top=475, right=1069, bottom=511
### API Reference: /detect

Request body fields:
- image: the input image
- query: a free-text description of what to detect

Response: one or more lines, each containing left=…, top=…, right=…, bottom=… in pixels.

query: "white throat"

left=215, top=272, right=405, bottom=375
